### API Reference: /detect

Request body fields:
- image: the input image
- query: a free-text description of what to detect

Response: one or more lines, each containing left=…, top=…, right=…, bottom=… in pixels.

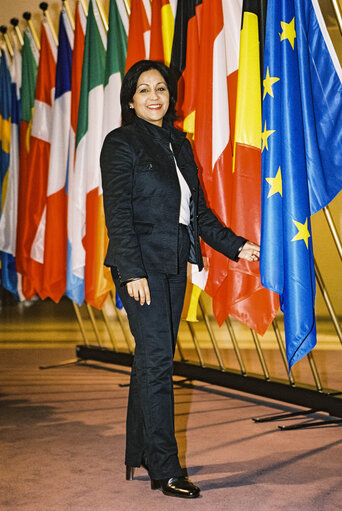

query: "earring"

left=129, top=105, right=134, bottom=109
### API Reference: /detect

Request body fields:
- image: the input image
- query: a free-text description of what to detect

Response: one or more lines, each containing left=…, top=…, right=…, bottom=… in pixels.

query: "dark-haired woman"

left=100, top=60, right=260, bottom=499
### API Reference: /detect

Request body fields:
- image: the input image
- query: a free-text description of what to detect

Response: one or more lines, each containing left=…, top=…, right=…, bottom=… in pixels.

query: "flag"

left=66, top=0, right=87, bottom=305
left=74, top=0, right=112, bottom=309
left=171, top=0, right=204, bottom=321
left=193, top=0, right=243, bottom=326
left=150, top=0, right=164, bottom=62
left=260, top=0, right=318, bottom=368
left=17, top=20, right=57, bottom=299
left=160, top=0, right=176, bottom=66
left=103, top=0, right=128, bottom=135
left=213, top=0, right=279, bottom=334
left=0, top=48, right=14, bottom=295
left=43, top=10, right=73, bottom=302
left=0, top=43, right=21, bottom=298
left=171, top=0, right=202, bottom=136
left=15, top=29, right=38, bottom=299
left=125, top=0, right=151, bottom=72
left=294, top=0, right=342, bottom=214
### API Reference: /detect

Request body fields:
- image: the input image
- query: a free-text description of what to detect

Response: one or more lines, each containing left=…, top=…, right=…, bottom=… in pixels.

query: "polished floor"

left=1, top=292, right=342, bottom=510
left=1, top=347, right=342, bottom=511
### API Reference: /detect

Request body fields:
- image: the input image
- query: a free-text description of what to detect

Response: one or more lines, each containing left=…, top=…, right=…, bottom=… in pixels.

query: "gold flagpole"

left=63, top=0, right=75, bottom=30
left=80, top=0, right=88, bottom=16
left=23, top=12, right=41, bottom=51
left=0, top=26, right=14, bottom=57
left=95, top=0, right=109, bottom=32
left=39, top=2, right=58, bottom=46
left=10, top=18, right=24, bottom=48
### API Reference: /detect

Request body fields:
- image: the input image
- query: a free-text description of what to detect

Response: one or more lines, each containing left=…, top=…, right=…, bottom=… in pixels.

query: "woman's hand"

left=238, top=241, right=260, bottom=262
left=126, top=278, right=151, bottom=306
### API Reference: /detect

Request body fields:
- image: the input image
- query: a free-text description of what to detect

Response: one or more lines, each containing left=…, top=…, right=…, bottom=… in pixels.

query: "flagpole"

left=330, top=0, right=342, bottom=35
left=39, top=2, right=59, bottom=45
left=323, top=206, right=342, bottom=261
left=63, top=0, right=75, bottom=30
left=95, top=0, right=109, bottom=31
left=0, top=26, right=14, bottom=58
left=80, top=0, right=88, bottom=16
left=123, top=0, right=131, bottom=16
left=10, top=18, right=24, bottom=48
left=23, top=12, right=41, bottom=51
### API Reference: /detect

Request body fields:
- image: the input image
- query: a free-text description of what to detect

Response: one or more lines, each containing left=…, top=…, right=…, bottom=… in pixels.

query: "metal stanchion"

left=306, top=351, right=323, bottom=392
left=198, top=296, right=225, bottom=370
left=86, top=304, right=103, bottom=347
left=250, top=329, right=270, bottom=380
left=225, top=317, right=247, bottom=375
left=272, top=319, right=295, bottom=385
left=315, top=259, right=342, bottom=346
left=186, top=321, right=205, bottom=367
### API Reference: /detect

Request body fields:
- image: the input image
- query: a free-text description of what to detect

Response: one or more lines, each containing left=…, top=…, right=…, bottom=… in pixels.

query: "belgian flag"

left=216, top=0, right=279, bottom=333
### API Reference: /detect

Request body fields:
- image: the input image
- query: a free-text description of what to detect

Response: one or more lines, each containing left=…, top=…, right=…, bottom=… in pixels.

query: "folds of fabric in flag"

left=101, top=0, right=128, bottom=308
left=15, top=30, right=38, bottom=299
left=0, top=49, right=11, bottom=214
left=103, top=0, right=128, bottom=137
left=160, top=0, right=176, bottom=66
left=214, top=0, right=279, bottom=334
left=0, top=48, right=15, bottom=296
left=171, top=0, right=202, bottom=136
left=150, top=0, right=164, bottom=61
left=74, top=0, right=112, bottom=309
left=0, top=44, right=21, bottom=299
left=193, top=0, right=242, bottom=326
left=125, top=0, right=151, bottom=72
left=294, top=0, right=342, bottom=214
left=170, top=0, right=204, bottom=320
left=66, top=0, right=86, bottom=305
left=261, top=0, right=316, bottom=368
left=42, top=10, right=73, bottom=303
left=20, top=20, right=57, bottom=300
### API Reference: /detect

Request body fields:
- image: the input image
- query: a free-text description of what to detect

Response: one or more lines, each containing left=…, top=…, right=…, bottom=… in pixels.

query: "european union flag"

left=260, top=0, right=318, bottom=369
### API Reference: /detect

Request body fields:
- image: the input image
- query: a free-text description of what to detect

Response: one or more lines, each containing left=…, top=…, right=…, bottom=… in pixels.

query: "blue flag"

left=0, top=49, right=19, bottom=298
left=261, top=0, right=318, bottom=369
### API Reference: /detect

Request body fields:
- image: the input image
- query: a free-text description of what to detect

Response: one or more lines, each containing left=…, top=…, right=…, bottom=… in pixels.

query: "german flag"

left=170, top=0, right=202, bottom=137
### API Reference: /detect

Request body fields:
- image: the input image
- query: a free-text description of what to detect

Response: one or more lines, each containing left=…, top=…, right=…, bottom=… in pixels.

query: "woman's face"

left=129, top=69, right=170, bottom=127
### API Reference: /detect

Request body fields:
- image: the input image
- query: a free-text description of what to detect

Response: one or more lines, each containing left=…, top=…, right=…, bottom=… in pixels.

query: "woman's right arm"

left=100, top=130, right=147, bottom=285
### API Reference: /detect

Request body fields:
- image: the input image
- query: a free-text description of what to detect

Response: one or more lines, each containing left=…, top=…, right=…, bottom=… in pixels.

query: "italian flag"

left=74, top=0, right=112, bottom=308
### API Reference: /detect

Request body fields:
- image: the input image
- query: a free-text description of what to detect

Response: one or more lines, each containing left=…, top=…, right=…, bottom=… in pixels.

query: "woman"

left=100, top=60, right=260, bottom=499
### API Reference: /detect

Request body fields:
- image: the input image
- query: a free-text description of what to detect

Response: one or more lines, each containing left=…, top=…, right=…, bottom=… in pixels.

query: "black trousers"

left=113, top=224, right=190, bottom=480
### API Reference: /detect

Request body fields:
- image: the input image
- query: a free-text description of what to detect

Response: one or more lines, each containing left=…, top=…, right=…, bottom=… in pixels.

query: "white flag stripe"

left=31, top=207, right=46, bottom=263
left=117, top=0, right=129, bottom=35
left=103, top=72, right=122, bottom=137
left=47, top=92, right=72, bottom=194
left=86, top=85, right=105, bottom=194
left=31, top=100, right=54, bottom=143
left=222, top=0, right=242, bottom=76
left=212, top=29, right=230, bottom=170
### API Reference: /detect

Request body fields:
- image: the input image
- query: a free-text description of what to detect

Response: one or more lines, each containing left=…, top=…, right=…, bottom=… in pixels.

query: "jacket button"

left=192, top=187, right=197, bottom=192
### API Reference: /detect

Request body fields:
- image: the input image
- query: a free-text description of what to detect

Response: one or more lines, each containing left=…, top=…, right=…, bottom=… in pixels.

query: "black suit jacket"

left=100, top=116, right=246, bottom=285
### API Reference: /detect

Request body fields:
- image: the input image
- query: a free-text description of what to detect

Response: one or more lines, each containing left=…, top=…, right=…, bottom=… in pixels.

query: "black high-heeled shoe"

left=126, top=456, right=149, bottom=481
left=150, top=476, right=200, bottom=498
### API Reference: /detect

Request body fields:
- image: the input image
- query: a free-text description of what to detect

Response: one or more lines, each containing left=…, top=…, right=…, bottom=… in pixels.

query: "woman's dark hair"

left=120, top=60, right=177, bottom=126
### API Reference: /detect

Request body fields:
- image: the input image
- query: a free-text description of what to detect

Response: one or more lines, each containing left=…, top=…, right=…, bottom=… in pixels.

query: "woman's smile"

left=129, top=69, right=170, bottom=127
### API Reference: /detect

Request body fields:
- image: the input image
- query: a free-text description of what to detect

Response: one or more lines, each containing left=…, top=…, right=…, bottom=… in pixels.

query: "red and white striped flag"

left=22, top=20, right=57, bottom=299
left=194, top=0, right=241, bottom=324
left=125, top=0, right=151, bottom=72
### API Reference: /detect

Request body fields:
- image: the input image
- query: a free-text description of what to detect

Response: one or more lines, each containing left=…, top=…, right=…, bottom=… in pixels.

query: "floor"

left=1, top=293, right=342, bottom=510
